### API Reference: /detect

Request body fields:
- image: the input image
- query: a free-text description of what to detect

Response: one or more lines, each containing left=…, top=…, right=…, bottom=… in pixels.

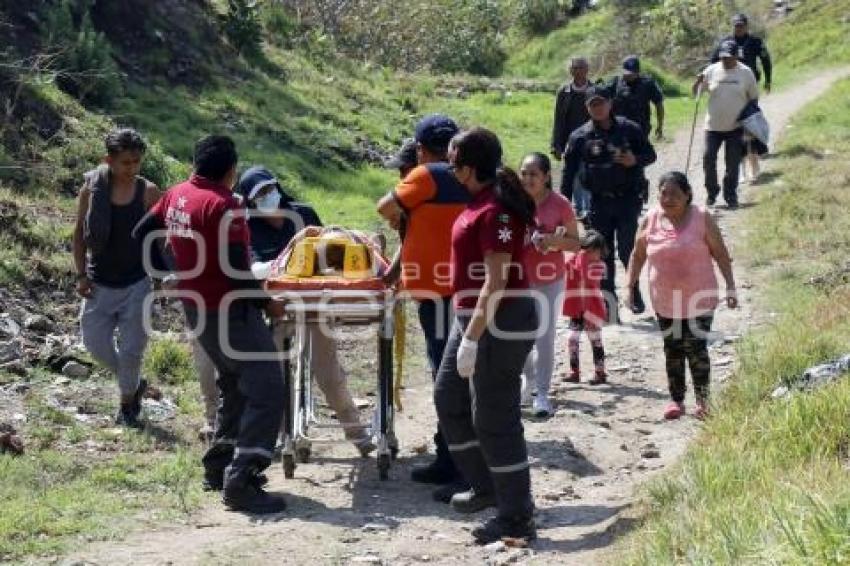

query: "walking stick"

left=685, top=86, right=703, bottom=173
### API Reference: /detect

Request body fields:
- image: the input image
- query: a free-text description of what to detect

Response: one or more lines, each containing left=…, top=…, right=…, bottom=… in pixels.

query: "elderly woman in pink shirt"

left=625, top=171, right=737, bottom=420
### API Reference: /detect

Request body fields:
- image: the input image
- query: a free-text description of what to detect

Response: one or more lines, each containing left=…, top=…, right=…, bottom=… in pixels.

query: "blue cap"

left=236, top=165, right=294, bottom=204
left=719, top=39, right=738, bottom=58
left=622, top=55, right=640, bottom=74
left=414, top=114, right=459, bottom=152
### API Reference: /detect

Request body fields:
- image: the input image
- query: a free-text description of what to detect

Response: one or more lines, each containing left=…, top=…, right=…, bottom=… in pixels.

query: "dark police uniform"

left=611, top=74, right=663, bottom=201
left=562, top=115, right=657, bottom=308
left=711, top=34, right=772, bottom=86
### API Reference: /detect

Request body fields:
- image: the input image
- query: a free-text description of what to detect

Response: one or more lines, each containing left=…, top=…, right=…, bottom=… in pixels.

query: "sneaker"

left=223, top=481, right=286, bottom=514
left=532, top=396, right=553, bottom=418
left=563, top=370, right=581, bottom=383
left=472, top=516, right=537, bottom=545
left=694, top=401, right=709, bottom=420
left=630, top=283, right=646, bottom=314
left=726, top=201, right=739, bottom=210
left=589, top=371, right=607, bottom=386
left=450, top=489, right=497, bottom=514
left=411, top=460, right=458, bottom=485
left=432, top=480, right=470, bottom=504
left=706, top=194, right=717, bottom=206
left=663, top=401, right=685, bottom=420
left=354, top=437, right=377, bottom=458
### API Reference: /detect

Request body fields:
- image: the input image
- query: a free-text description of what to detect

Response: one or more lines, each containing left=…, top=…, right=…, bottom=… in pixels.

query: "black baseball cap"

left=384, top=138, right=418, bottom=169
left=414, top=114, right=459, bottom=152
left=732, top=13, right=748, bottom=25
left=718, top=39, right=738, bottom=58
left=622, top=55, right=640, bottom=74
left=585, top=84, right=612, bottom=103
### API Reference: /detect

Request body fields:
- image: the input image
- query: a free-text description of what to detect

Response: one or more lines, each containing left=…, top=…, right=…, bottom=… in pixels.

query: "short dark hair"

left=193, top=135, right=238, bottom=182
left=581, top=229, right=608, bottom=256
left=658, top=170, right=693, bottom=204
left=105, top=128, right=146, bottom=156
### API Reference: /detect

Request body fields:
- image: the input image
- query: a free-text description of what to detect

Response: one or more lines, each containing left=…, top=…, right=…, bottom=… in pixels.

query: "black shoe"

left=115, top=405, right=143, bottom=429
left=204, top=472, right=268, bottom=492
left=432, top=481, right=470, bottom=504
left=411, top=460, right=458, bottom=485
left=472, top=516, right=537, bottom=545
left=706, top=194, right=717, bottom=206
left=450, top=489, right=497, bottom=514
left=630, top=283, right=645, bottom=314
left=131, top=378, right=148, bottom=415
left=726, top=201, right=739, bottom=210
left=223, top=481, right=286, bottom=514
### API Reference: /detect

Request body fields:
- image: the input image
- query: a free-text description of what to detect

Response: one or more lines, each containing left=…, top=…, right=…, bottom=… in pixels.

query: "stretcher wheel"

left=283, top=454, right=296, bottom=479
left=296, top=446, right=311, bottom=464
left=377, top=453, right=390, bottom=481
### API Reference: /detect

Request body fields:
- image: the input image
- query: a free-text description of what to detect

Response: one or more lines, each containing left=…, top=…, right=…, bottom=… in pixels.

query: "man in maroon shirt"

left=135, top=135, right=287, bottom=514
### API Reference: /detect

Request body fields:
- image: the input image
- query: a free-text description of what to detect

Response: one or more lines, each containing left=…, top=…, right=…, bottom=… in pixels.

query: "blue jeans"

left=572, top=179, right=592, bottom=217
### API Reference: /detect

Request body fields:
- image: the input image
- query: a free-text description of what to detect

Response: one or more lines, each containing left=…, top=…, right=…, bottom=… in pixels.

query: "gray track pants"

left=435, top=296, right=537, bottom=520
left=79, top=278, right=150, bottom=397
left=523, top=277, right=566, bottom=400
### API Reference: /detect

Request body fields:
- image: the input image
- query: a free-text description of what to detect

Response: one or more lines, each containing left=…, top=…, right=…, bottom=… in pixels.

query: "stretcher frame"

left=269, top=288, right=399, bottom=480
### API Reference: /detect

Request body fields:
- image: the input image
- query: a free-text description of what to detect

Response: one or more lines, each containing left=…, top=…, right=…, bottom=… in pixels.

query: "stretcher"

left=265, top=227, right=400, bottom=480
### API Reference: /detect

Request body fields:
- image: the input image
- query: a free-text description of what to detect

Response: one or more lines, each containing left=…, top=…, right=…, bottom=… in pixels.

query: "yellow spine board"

left=286, top=239, right=316, bottom=277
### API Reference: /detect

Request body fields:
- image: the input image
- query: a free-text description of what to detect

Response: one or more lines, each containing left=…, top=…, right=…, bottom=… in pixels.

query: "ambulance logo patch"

left=498, top=213, right=510, bottom=223
left=498, top=227, right=513, bottom=243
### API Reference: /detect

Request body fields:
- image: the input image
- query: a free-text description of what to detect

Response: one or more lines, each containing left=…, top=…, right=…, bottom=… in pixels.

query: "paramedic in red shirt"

left=134, top=135, right=287, bottom=515
left=434, top=127, right=538, bottom=544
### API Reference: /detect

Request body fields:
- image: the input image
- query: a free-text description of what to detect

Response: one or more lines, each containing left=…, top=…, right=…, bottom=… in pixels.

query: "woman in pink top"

left=519, top=152, right=579, bottom=417
left=626, top=171, right=737, bottom=420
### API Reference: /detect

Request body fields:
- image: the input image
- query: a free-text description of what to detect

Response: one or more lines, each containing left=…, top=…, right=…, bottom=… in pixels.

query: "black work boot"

left=223, top=467, right=286, bottom=514
left=450, top=489, right=497, bottom=514
left=472, top=516, right=537, bottom=545
left=115, top=378, right=148, bottom=429
left=204, top=470, right=268, bottom=492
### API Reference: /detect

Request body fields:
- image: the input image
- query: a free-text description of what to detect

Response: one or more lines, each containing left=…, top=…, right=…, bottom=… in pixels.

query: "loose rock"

left=62, top=361, right=91, bottom=379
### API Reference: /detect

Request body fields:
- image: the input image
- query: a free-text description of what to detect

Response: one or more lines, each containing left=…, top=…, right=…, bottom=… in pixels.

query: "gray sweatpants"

left=80, top=278, right=150, bottom=397
left=435, top=297, right=537, bottom=520
left=522, top=276, right=566, bottom=400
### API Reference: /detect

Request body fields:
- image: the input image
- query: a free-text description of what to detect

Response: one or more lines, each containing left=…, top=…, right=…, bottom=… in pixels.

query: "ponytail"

left=495, top=166, right=536, bottom=226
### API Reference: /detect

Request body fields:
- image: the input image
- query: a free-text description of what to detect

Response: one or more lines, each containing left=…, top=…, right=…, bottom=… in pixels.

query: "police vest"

left=578, top=122, right=634, bottom=196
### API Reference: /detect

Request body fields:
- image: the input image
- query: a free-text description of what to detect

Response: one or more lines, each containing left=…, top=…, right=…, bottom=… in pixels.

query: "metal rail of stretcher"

left=269, top=289, right=397, bottom=480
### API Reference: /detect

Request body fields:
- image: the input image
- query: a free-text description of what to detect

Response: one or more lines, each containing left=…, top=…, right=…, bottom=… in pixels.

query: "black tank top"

left=87, top=179, right=147, bottom=287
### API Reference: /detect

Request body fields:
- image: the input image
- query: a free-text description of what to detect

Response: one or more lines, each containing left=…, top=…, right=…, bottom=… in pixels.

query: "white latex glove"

left=456, top=336, right=478, bottom=379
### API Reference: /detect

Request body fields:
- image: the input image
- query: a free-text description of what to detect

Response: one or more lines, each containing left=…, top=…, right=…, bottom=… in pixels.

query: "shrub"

left=41, top=0, right=122, bottom=106
left=221, top=0, right=263, bottom=58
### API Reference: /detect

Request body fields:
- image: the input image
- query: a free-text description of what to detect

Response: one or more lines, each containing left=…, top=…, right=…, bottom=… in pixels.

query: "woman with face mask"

left=191, top=166, right=376, bottom=459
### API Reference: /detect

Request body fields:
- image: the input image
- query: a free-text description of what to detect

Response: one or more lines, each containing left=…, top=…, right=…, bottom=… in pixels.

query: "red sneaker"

left=563, top=370, right=581, bottom=383
left=663, top=401, right=685, bottom=420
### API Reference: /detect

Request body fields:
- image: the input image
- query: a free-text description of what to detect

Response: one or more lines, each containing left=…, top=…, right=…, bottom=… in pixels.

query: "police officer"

left=610, top=55, right=664, bottom=203
left=562, top=84, right=657, bottom=322
left=711, top=13, right=772, bottom=94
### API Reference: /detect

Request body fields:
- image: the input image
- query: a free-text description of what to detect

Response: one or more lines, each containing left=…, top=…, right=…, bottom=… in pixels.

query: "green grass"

left=618, top=78, right=850, bottom=565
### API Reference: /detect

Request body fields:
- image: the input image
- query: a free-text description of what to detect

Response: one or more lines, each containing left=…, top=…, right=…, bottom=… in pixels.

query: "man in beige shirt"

left=693, top=39, right=758, bottom=209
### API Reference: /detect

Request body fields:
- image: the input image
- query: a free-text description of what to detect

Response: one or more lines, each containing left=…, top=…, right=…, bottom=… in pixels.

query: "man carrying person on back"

left=135, top=135, right=287, bottom=514
left=376, top=115, right=470, bottom=498
left=551, top=57, right=593, bottom=220
left=694, top=39, right=759, bottom=209
left=73, top=128, right=160, bottom=429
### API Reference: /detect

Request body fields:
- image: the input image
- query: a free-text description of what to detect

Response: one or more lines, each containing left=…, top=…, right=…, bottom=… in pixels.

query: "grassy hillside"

left=619, top=77, right=850, bottom=565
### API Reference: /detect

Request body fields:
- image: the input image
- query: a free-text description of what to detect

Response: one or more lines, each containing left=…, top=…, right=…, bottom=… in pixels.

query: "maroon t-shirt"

left=450, top=185, right=529, bottom=310
left=150, top=174, right=250, bottom=310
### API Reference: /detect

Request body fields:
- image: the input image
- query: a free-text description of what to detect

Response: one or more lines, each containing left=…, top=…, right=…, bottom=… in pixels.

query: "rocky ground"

left=2, top=69, right=846, bottom=566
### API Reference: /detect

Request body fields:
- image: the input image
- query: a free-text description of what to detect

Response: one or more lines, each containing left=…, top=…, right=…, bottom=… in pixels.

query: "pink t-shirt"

left=646, top=205, right=719, bottom=319
left=523, top=191, right=576, bottom=286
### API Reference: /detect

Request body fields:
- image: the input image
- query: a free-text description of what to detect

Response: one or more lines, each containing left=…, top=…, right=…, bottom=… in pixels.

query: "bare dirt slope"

left=59, top=68, right=849, bottom=566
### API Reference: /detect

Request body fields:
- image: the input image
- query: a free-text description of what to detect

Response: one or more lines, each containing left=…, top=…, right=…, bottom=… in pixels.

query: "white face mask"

left=254, top=190, right=281, bottom=213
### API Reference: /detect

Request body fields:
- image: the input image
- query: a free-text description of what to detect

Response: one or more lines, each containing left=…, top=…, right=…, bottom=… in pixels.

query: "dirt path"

left=61, top=69, right=849, bottom=566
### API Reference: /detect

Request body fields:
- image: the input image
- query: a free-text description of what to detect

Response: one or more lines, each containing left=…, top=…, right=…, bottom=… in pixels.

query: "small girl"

left=562, top=230, right=608, bottom=385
